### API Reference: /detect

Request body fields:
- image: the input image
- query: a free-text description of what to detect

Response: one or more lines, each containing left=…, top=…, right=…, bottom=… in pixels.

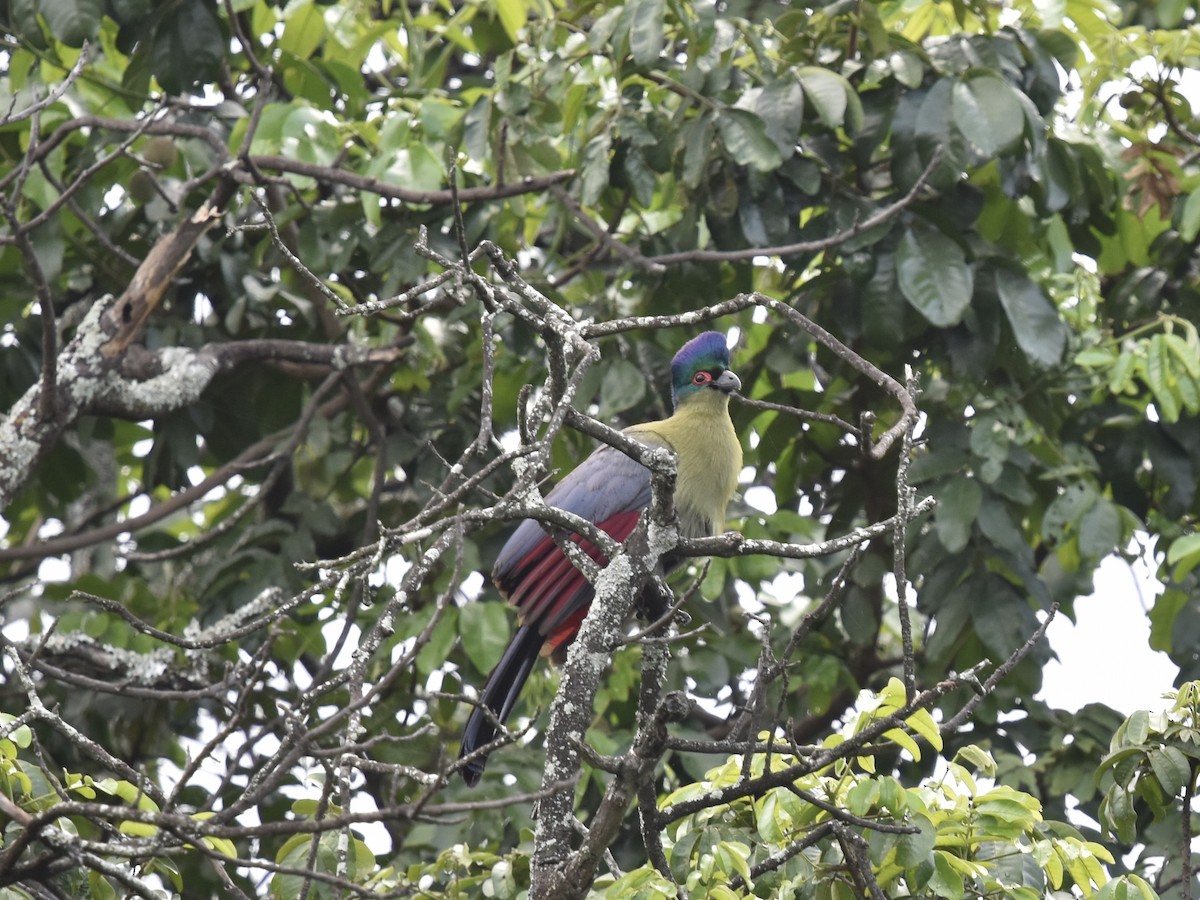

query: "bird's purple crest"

left=671, top=331, right=733, bottom=407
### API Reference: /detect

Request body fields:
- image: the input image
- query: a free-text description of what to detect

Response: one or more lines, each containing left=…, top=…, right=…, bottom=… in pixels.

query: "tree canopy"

left=2, top=0, right=1200, bottom=897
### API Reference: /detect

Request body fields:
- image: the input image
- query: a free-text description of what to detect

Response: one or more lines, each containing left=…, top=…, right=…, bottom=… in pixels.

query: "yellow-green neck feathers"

left=628, top=389, right=742, bottom=538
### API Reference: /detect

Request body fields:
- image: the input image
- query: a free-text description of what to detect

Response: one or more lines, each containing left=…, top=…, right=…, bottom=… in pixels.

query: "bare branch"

left=0, top=44, right=89, bottom=126
left=246, top=155, right=575, bottom=204
left=641, top=151, right=941, bottom=267
left=100, top=180, right=237, bottom=360
left=895, top=367, right=921, bottom=701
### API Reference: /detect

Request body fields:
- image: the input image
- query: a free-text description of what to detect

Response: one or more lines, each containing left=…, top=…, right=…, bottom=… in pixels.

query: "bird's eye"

left=693, top=371, right=713, bottom=386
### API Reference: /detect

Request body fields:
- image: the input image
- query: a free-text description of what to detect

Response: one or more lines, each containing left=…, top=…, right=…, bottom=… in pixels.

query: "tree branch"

left=245, top=155, right=575, bottom=204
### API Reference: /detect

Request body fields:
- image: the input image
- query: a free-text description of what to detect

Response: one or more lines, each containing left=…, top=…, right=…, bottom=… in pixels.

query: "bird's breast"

left=630, top=398, right=741, bottom=540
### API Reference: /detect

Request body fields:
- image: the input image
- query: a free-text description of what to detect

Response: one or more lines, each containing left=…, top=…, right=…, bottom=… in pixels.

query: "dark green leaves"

left=459, top=601, right=511, bottom=672
left=735, top=80, right=803, bottom=156
left=1078, top=498, right=1122, bottom=559
left=897, top=223, right=973, bottom=327
left=599, top=359, right=648, bottom=416
left=590, top=0, right=664, bottom=68
left=894, top=229, right=1067, bottom=368
left=7, top=0, right=102, bottom=45
left=147, top=1, right=224, bottom=94
left=37, top=0, right=103, bottom=45
left=717, top=109, right=784, bottom=172
left=952, top=74, right=1026, bottom=157
left=935, top=475, right=982, bottom=553
left=797, top=66, right=860, bottom=131
left=627, top=0, right=665, bottom=67
left=993, top=267, right=1066, bottom=367
left=580, top=132, right=613, bottom=206
left=719, top=66, right=856, bottom=171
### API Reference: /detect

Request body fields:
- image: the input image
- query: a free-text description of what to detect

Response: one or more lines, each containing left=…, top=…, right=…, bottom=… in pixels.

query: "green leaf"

left=1147, top=334, right=1181, bottom=422
left=1126, top=708, right=1150, bottom=745
left=878, top=676, right=907, bottom=708
left=119, top=819, right=159, bottom=837
left=1102, top=785, right=1137, bottom=844
left=915, top=79, right=957, bottom=157
left=273, top=833, right=340, bottom=899
left=954, top=744, right=998, bottom=777
left=580, top=131, right=613, bottom=206
left=1147, top=745, right=1192, bottom=798
left=150, top=1, right=223, bottom=94
left=459, top=600, right=511, bottom=672
left=1165, top=332, right=1200, bottom=380
left=1127, top=874, right=1162, bottom=900
left=846, top=779, right=880, bottom=816
left=1078, top=499, right=1121, bottom=559
left=889, top=50, right=926, bottom=88
left=994, top=268, right=1066, bottom=367
left=678, top=113, right=715, bottom=188
left=1098, top=746, right=1147, bottom=789
left=627, top=0, right=664, bottom=67
left=1109, top=349, right=1137, bottom=394
left=896, top=224, right=973, bottom=327
left=952, top=74, right=1026, bottom=156
left=798, top=66, right=849, bottom=128
left=716, top=108, right=784, bottom=172
left=884, top=727, right=922, bottom=760
left=98, top=778, right=161, bottom=811
left=1076, top=347, right=1118, bottom=367
left=494, top=0, right=527, bottom=42
left=896, top=815, right=936, bottom=866
left=278, top=1, right=325, bottom=59
left=415, top=608, right=459, bottom=675
left=756, top=791, right=782, bottom=842
left=621, top=147, right=656, bottom=207
left=715, top=841, right=753, bottom=882
left=87, top=872, right=117, bottom=900
left=200, top=834, right=239, bottom=859
left=608, top=867, right=679, bottom=895
left=975, top=797, right=1037, bottom=825
left=389, top=144, right=447, bottom=193
left=1150, top=588, right=1189, bottom=653
left=0, top=714, right=32, bottom=749
left=1043, top=482, right=1096, bottom=537
left=1168, top=533, right=1200, bottom=580
left=599, top=359, right=647, bottom=416
left=971, top=578, right=1038, bottom=658
left=1180, top=187, right=1200, bottom=242
left=40, top=0, right=102, bottom=45
left=736, top=80, right=803, bottom=155
left=935, top=475, right=982, bottom=553
left=929, top=850, right=965, bottom=899
left=1034, top=142, right=1079, bottom=216
left=906, top=708, right=944, bottom=752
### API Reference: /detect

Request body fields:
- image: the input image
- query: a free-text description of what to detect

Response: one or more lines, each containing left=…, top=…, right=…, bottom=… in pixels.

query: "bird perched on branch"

left=459, top=331, right=743, bottom=785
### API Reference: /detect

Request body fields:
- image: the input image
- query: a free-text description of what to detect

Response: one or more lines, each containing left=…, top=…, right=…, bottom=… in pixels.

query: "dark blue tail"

left=459, top=623, right=545, bottom=786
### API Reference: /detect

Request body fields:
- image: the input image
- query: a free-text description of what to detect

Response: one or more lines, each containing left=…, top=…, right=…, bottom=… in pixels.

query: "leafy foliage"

left=1, top=0, right=1200, bottom=897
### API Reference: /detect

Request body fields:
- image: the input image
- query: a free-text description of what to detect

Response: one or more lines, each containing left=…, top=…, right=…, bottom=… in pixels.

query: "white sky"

left=1039, top=550, right=1179, bottom=714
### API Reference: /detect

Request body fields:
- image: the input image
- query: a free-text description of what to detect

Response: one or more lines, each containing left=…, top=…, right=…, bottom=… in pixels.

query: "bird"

left=458, top=331, right=743, bottom=785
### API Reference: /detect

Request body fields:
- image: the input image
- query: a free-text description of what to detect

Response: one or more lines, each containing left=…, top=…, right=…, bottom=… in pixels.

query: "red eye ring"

left=692, top=371, right=713, bottom=386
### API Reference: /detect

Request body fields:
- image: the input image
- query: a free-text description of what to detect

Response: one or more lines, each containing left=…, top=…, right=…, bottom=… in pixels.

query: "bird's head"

left=671, top=331, right=741, bottom=409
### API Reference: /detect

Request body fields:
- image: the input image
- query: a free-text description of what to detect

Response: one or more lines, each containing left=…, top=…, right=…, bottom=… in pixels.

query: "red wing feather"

left=502, top=508, right=643, bottom=656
